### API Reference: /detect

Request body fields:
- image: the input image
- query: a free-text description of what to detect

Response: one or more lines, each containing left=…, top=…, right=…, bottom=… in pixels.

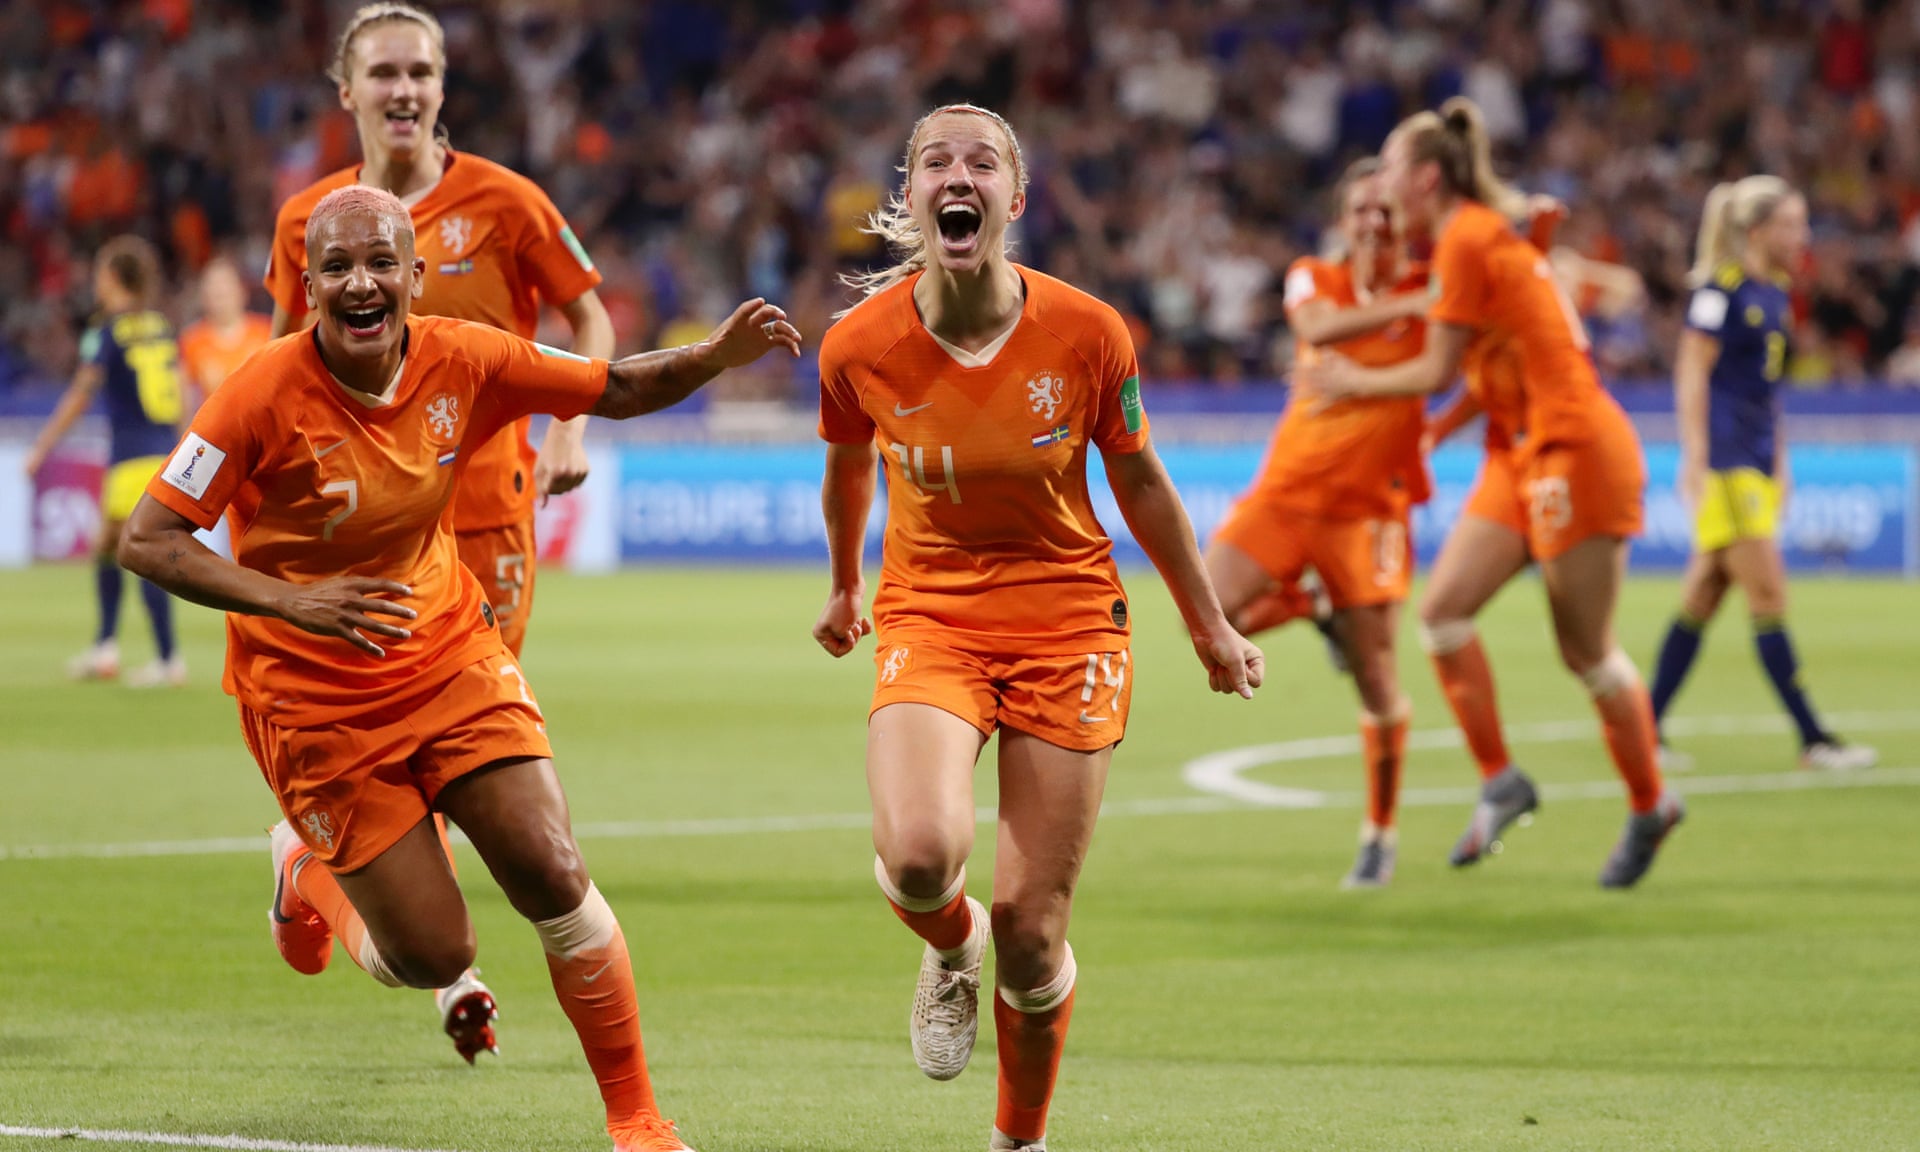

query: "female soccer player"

left=267, top=2, right=607, bottom=659
left=1303, top=98, right=1684, bottom=889
left=813, top=105, right=1264, bottom=1152
left=1206, top=158, right=1430, bottom=888
left=121, top=186, right=799, bottom=1152
left=25, top=236, right=187, bottom=688
left=180, top=256, right=273, bottom=407
left=1647, top=176, right=1875, bottom=772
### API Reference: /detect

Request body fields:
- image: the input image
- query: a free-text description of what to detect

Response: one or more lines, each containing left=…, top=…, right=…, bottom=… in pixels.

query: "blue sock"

left=1754, top=618, right=1830, bottom=748
left=1648, top=613, right=1704, bottom=734
left=139, top=578, right=176, bottom=662
left=94, top=561, right=123, bottom=645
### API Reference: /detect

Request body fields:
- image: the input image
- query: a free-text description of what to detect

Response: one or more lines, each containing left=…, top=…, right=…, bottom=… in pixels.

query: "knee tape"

left=357, top=934, right=407, bottom=988
left=1416, top=618, right=1476, bottom=656
left=1581, top=649, right=1642, bottom=699
left=874, top=854, right=965, bottom=913
left=998, top=943, right=1077, bottom=1015
left=533, top=881, right=620, bottom=960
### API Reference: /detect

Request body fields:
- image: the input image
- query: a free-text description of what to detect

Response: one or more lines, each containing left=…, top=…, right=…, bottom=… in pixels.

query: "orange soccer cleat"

left=610, top=1111, right=696, bottom=1152
left=268, top=820, right=333, bottom=975
left=434, top=969, right=500, bottom=1065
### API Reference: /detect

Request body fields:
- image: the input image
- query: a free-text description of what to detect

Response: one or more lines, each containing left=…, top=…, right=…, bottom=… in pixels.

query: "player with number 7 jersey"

left=120, top=185, right=800, bottom=1152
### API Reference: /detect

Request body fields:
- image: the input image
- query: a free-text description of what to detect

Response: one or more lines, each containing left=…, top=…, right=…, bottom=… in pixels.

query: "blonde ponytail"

left=1688, top=175, right=1794, bottom=286
left=838, top=104, right=1029, bottom=317
left=1395, top=98, right=1525, bottom=219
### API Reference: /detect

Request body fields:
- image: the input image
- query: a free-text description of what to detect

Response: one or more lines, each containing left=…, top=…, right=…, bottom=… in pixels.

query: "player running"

left=1647, top=176, right=1876, bottom=772
left=813, top=105, right=1263, bottom=1152
left=1206, top=158, right=1430, bottom=888
left=25, top=236, right=188, bottom=688
left=267, top=2, right=608, bottom=659
left=1303, top=98, right=1684, bottom=889
left=120, top=186, right=800, bottom=1152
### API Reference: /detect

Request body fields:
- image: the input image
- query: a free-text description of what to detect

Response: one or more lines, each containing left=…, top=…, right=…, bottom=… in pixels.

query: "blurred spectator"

left=8, top=0, right=1920, bottom=401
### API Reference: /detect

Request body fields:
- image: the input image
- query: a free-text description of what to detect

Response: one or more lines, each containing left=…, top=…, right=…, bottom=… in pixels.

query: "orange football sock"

left=888, top=890, right=975, bottom=953
left=537, top=884, right=657, bottom=1125
left=1361, top=707, right=1410, bottom=831
left=1235, top=582, right=1315, bottom=636
left=1428, top=633, right=1512, bottom=780
left=1585, top=653, right=1664, bottom=814
left=995, top=956, right=1077, bottom=1144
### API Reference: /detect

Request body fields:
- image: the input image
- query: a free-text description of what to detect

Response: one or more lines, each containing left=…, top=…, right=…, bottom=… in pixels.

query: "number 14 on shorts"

left=1079, top=651, right=1128, bottom=724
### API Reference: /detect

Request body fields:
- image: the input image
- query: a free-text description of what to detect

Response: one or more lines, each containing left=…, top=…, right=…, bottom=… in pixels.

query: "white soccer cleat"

left=434, top=968, right=499, bottom=1064
left=1802, top=741, right=1877, bottom=772
left=125, top=656, right=187, bottom=689
left=66, top=640, right=119, bottom=681
left=910, top=896, right=988, bottom=1081
left=990, top=1128, right=1046, bottom=1151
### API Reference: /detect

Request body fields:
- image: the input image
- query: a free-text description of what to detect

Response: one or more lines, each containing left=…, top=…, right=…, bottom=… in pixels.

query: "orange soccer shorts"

left=238, top=652, right=551, bottom=873
left=870, top=639, right=1133, bottom=753
left=1212, top=492, right=1413, bottom=610
left=456, top=517, right=537, bottom=656
left=1464, top=424, right=1644, bottom=562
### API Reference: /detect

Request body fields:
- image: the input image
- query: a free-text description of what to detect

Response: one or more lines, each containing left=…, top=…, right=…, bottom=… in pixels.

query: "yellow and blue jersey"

left=80, top=309, right=184, bottom=465
left=1684, top=263, right=1788, bottom=475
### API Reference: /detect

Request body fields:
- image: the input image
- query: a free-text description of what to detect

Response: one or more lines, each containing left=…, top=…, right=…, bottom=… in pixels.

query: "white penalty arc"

left=1180, top=709, right=1920, bottom=808
left=0, top=1126, right=464, bottom=1152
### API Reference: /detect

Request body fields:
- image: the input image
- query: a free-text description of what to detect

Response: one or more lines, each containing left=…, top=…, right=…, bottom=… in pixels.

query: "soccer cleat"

left=910, top=895, right=988, bottom=1081
left=611, top=1111, right=696, bottom=1152
left=1449, top=766, right=1540, bottom=867
left=1656, top=742, right=1695, bottom=773
left=66, top=640, right=119, bottom=681
left=1341, top=835, right=1396, bottom=889
left=1599, top=792, right=1686, bottom=889
left=1802, top=741, right=1877, bottom=772
left=125, top=656, right=187, bottom=689
left=434, top=968, right=499, bottom=1064
left=268, top=820, right=332, bottom=975
left=990, top=1129, right=1045, bottom=1151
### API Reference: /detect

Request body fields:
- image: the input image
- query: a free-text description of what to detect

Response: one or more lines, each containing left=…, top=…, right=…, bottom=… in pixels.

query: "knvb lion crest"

left=1026, top=372, right=1066, bottom=422
left=299, top=809, right=336, bottom=852
left=426, top=393, right=461, bottom=441
left=881, top=646, right=910, bottom=684
left=439, top=215, right=473, bottom=257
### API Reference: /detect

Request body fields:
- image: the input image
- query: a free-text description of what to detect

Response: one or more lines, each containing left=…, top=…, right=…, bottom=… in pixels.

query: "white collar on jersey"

left=331, top=351, right=408, bottom=408
left=925, top=312, right=1022, bottom=369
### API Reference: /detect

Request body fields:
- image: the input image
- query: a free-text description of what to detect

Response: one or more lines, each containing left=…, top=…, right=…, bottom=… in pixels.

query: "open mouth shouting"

left=936, top=201, right=984, bottom=255
left=340, top=305, right=391, bottom=339
left=385, top=107, right=421, bottom=139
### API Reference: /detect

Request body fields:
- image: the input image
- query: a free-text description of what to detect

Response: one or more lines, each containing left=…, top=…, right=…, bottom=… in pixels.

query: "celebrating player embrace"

left=120, top=185, right=799, bottom=1152
left=812, top=105, right=1262, bottom=1151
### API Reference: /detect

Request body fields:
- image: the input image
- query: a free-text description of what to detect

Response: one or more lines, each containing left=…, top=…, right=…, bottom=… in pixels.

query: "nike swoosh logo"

left=314, top=440, right=348, bottom=458
left=893, top=402, right=934, bottom=416
left=581, top=960, right=616, bottom=984
left=1078, top=711, right=1108, bottom=724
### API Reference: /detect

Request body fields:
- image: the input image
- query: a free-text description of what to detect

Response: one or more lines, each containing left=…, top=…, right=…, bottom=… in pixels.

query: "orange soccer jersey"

left=265, top=150, right=602, bottom=531
left=1429, top=201, right=1611, bottom=455
left=1262, top=256, right=1432, bottom=518
left=179, top=313, right=273, bottom=400
left=144, top=316, right=607, bottom=724
left=819, top=268, right=1149, bottom=654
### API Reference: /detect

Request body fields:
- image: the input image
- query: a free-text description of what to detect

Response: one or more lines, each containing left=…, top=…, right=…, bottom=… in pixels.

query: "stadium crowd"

left=9, top=0, right=1920, bottom=400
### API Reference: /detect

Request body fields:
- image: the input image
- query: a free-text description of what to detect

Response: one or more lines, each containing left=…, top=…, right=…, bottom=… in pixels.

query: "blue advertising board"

left=616, top=442, right=1917, bottom=573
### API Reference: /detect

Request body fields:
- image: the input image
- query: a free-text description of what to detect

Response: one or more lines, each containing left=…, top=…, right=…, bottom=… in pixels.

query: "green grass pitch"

left=1, top=564, right=1916, bottom=1151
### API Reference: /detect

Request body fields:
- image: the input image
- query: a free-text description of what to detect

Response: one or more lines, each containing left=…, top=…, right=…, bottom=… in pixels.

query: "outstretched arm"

left=1103, top=442, right=1263, bottom=698
left=1289, top=292, right=1428, bottom=348
left=812, top=441, right=877, bottom=657
left=535, top=289, right=616, bottom=500
left=119, top=495, right=418, bottom=657
left=589, top=298, right=801, bottom=420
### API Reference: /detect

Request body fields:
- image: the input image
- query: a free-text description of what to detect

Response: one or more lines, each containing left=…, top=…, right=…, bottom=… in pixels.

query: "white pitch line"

left=0, top=1125, right=464, bottom=1152
left=1180, top=709, right=1920, bottom=807
left=5, top=712, right=1918, bottom=862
